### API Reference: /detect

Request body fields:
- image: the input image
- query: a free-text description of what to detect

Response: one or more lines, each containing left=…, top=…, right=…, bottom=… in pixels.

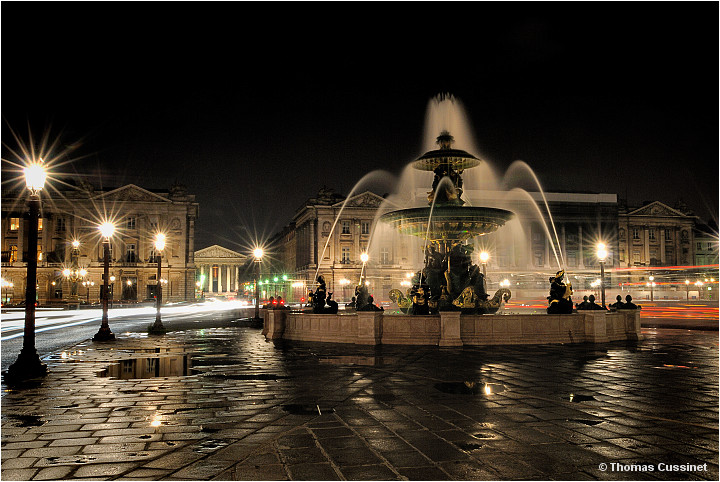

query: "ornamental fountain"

left=380, top=130, right=514, bottom=314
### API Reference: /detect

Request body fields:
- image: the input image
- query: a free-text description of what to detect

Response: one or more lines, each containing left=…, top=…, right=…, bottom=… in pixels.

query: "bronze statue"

left=547, top=270, right=574, bottom=314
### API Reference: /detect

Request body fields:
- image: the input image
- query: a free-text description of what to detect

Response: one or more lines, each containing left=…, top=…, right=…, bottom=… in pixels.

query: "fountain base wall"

left=263, top=309, right=642, bottom=345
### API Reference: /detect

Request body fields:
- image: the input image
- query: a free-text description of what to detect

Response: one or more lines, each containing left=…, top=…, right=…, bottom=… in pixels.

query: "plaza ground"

left=1, top=315, right=717, bottom=481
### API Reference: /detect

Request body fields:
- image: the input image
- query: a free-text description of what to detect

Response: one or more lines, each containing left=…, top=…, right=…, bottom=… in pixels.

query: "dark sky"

left=2, top=3, right=718, bottom=252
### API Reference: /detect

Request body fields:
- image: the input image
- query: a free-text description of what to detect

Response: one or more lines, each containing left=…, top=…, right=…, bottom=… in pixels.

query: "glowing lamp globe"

left=99, top=222, right=115, bottom=239
left=155, top=233, right=166, bottom=251
left=24, top=162, right=47, bottom=193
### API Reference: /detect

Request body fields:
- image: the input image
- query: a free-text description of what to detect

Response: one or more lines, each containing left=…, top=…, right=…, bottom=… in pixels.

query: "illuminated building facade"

left=194, top=245, right=247, bottom=297
left=1, top=181, right=199, bottom=305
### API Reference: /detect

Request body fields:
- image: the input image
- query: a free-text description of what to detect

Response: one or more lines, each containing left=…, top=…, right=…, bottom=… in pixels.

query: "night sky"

left=2, top=3, right=717, bottom=252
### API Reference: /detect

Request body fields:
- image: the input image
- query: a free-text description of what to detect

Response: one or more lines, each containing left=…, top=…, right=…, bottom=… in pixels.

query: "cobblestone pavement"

left=1, top=324, right=717, bottom=481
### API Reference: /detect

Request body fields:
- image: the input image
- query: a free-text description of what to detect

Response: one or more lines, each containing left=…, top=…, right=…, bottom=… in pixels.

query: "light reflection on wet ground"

left=1, top=325, right=717, bottom=480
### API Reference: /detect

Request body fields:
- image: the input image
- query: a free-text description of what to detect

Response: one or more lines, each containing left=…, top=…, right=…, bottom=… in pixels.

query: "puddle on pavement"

left=199, top=373, right=293, bottom=381
left=6, top=414, right=45, bottom=427
left=193, top=439, right=229, bottom=453
left=282, top=404, right=336, bottom=415
left=568, top=394, right=596, bottom=403
left=569, top=419, right=604, bottom=426
left=434, top=381, right=506, bottom=395
left=473, top=432, right=499, bottom=439
left=318, top=355, right=396, bottom=366
left=456, top=442, right=483, bottom=451
left=96, top=355, right=191, bottom=379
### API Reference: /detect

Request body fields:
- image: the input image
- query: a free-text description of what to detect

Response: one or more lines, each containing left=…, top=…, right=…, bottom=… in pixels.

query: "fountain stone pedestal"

left=357, top=311, right=383, bottom=345
left=439, top=311, right=463, bottom=347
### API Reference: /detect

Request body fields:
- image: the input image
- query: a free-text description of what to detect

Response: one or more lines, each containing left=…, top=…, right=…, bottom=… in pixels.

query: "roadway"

left=0, top=300, right=251, bottom=373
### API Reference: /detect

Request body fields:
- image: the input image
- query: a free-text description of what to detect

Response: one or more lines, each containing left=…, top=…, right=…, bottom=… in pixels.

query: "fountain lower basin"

left=262, top=309, right=643, bottom=346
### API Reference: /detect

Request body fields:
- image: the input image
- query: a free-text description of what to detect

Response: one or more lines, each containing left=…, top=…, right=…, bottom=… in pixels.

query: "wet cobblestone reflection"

left=1, top=326, right=717, bottom=480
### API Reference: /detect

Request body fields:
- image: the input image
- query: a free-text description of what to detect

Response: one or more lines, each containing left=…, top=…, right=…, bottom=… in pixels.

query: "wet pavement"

left=1, top=323, right=717, bottom=480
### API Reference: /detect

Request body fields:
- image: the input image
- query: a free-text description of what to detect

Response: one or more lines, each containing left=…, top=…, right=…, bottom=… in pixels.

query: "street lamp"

left=6, top=160, right=48, bottom=381
left=596, top=243, right=608, bottom=308
left=695, top=281, right=704, bottom=300
left=93, top=222, right=116, bottom=341
left=149, top=233, right=167, bottom=334
left=1, top=277, right=14, bottom=306
left=82, top=280, right=95, bottom=303
left=359, top=252, right=369, bottom=285
left=685, top=279, right=690, bottom=300
left=648, top=275, right=655, bottom=302
left=253, top=248, right=263, bottom=322
left=109, top=275, right=115, bottom=308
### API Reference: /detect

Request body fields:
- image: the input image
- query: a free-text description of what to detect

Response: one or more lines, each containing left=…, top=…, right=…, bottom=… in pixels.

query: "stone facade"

left=1, top=182, right=198, bottom=305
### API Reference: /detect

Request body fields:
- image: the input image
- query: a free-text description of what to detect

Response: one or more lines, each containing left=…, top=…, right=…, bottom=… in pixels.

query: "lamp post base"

left=5, top=348, right=47, bottom=382
left=148, top=322, right=167, bottom=335
left=92, top=326, right=115, bottom=342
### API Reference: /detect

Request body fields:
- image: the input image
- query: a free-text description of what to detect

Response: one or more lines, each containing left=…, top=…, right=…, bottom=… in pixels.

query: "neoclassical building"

left=194, top=245, right=247, bottom=297
left=1, top=181, right=199, bottom=305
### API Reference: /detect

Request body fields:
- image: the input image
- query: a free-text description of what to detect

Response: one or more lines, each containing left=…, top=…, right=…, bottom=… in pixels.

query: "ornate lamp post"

left=149, top=233, right=167, bottom=334
left=685, top=279, right=690, bottom=300
left=6, top=161, right=48, bottom=381
left=648, top=275, right=655, bottom=302
left=596, top=243, right=608, bottom=308
left=1, top=277, right=14, bottom=306
left=253, top=248, right=263, bottom=322
left=93, top=222, right=116, bottom=341
left=359, top=252, right=369, bottom=285
left=81, top=279, right=94, bottom=304
left=109, top=275, right=115, bottom=308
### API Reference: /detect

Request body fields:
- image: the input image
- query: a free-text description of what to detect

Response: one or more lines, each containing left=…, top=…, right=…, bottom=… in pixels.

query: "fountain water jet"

left=381, top=130, right=514, bottom=314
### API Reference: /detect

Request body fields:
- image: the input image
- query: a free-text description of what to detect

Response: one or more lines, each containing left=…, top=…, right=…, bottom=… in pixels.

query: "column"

left=544, top=237, right=551, bottom=268
left=643, top=227, right=650, bottom=264
left=578, top=226, right=585, bottom=268
left=218, top=263, right=223, bottom=294
left=660, top=228, right=666, bottom=264
left=226, top=265, right=231, bottom=292
left=561, top=224, right=566, bottom=266
left=235, top=265, right=239, bottom=291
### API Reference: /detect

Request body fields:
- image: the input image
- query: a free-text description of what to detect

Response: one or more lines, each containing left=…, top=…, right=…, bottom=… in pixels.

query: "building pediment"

left=195, top=245, right=246, bottom=260
left=628, top=201, right=687, bottom=218
left=334, top=191, right=385, bottom=209
left=94, top=184, right=169, bottom=203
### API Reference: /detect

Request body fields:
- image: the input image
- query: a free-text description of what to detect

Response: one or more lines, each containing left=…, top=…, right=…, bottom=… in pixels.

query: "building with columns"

left=1, top=181, right=199, bottom=305
left=193, top=245, right=247, bottom=298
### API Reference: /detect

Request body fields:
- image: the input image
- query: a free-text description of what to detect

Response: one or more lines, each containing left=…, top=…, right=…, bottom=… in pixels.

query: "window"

left=697, top=242, right=702, bottom=250
left=37, top=244, right=42, bottom=261
left=55, top=218, right=66, bottom=233
left=9, top=245, right=17, bottom=262
left=665, top=230, right=671, bottom=241
left=37, top=218, right=43, bottom=231
left=9, top=218, right=19, bottom=231
left=122, top=360, right=133, bottom=374
left=341, top=220, right=351, bottom=234
left=632, top=228, right=640, bottom=240
left=146, top=358, right=157, bottom=373
left=532, top=232, right=543, bottom=242
left=126, top=216, right=136, bottom=230
left=361, top=221, right=370, bottom=235
left=126, top=244, right=136, bottom=262
left=649, top=228, right=655, bottom=241
left=341, top=246, right=351, bottom=263
left=380, top=247, right=390, bottom=264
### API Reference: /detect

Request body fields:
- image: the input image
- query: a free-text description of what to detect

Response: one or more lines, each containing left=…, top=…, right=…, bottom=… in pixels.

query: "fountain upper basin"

left=380, top=205, right=514, bottom=243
